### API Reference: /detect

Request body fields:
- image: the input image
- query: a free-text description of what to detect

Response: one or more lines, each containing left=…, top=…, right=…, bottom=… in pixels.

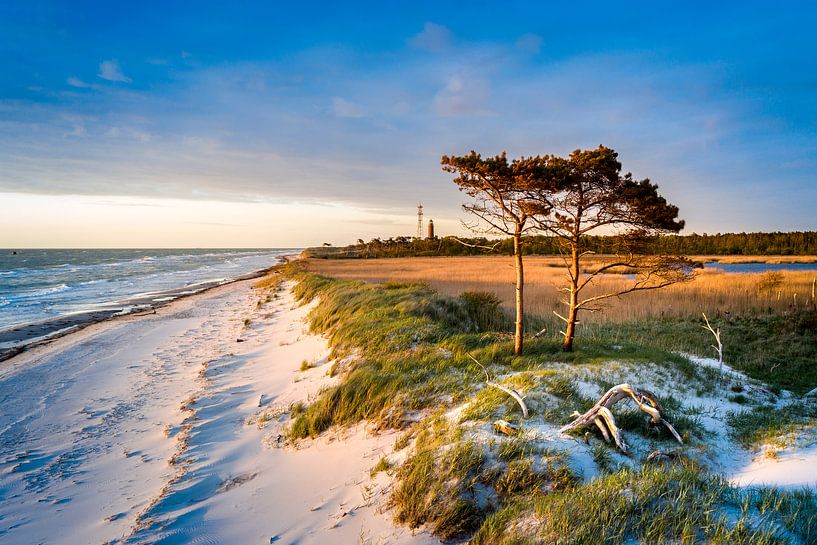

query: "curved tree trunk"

left=513, top=231, right=524, bottom=355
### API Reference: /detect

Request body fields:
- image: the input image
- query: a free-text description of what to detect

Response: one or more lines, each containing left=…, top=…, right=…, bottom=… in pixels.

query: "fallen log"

left=560, top=383, right=683, bottom=452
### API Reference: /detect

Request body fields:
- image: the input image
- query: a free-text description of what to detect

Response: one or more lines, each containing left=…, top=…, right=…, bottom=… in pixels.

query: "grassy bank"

left=276, top=264, right=817, bottom=543
left=306, top=256, right=817, bottom=393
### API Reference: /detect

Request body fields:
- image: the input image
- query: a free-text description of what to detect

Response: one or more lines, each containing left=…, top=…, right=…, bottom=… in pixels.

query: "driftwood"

left=702, top=313, right=724, bottom=376
left=646, top=449, right=678, bottom=462
left=532, top=326, right=548, bottom=339
left=468, top=354, right=529, bottom=418
left=560, top=383, right=683, bottom=453
left=494, top=420, right=520, bottom=436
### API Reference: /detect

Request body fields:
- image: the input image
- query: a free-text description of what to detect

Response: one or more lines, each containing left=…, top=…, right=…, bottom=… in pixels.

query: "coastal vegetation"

left=441, top=150, right=544, bottom=355
left=441, top=146, right=690, bottom=352
left=275, top=262, right=817, bottom=542
left=305, top=257, right=817, bottom=390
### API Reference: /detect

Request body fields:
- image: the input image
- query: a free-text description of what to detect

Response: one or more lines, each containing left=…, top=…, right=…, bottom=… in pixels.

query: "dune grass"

left=728, top=402, right=817, bottom=448
left=306, top=257, right=817, bottom=393
left=284, top=269, right=706, bottom=438
left=273, top=265, right=817, bottom=542
left=283, top=266, right=816, bottom=442
left=576, top=312, right=817, bottom=394
left=471, top=461, right=816, bottom=545
left=391, top=415, right=576, bottom=540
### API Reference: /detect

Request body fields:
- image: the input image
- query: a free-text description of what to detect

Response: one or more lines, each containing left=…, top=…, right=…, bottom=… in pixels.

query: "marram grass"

left=273, top=267, right=817, bottom=542
left=471, top=461, right=816, bottom=545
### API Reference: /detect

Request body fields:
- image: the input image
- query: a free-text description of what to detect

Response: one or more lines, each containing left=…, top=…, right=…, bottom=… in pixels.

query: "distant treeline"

left=305, top=231, right=817, bottom=259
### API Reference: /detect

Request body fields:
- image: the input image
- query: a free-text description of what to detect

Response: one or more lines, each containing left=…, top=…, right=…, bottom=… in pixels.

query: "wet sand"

left=0, top=267, right=279, bottom=362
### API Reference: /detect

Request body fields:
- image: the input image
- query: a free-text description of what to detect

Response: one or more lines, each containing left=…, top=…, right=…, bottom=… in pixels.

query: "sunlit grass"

left=472, top=461, right=816, bottom=545
left=306, top=256, right=817, bottom=322
left=276, top=266, right=817, bottom=542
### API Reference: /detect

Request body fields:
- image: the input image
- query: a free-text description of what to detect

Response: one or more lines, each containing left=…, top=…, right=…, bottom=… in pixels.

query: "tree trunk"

left=562, top=302, right=577, bottom=352
left=513, top=231, right=524, bottom=356
left=562, top=241, right=580, bottom=352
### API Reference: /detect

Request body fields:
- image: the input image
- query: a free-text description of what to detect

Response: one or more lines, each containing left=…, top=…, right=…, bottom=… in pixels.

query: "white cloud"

left=63, top=124, right=87, bottom=138
left=98, top=59, right=132, bottom=83
left=433, top=75, right=491, bottom=117
left=105, top=126, right=152, bottom=142
left=67, top=76, right=90, bottom=88
left=332, top=97, right=365, bottom=118
left=409, top=22, right=452, bottom=52
left=516, top=33, right=543, bottom=54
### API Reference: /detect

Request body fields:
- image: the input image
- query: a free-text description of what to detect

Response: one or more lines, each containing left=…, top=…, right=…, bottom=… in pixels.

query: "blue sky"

left=1, top=1, right=816, bottom=246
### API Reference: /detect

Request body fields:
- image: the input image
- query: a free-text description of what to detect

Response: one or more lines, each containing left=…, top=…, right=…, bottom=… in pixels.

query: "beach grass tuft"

left=471, top=461, right=816, bottom=544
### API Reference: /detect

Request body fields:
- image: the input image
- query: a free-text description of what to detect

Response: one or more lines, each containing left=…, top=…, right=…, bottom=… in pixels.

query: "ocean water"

left=0, top=249, right=296, bottom=332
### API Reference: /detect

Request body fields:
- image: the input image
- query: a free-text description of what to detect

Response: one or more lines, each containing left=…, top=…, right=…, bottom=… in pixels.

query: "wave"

left=0, top=251, right=292, bottom=330
left=15, top=284, right=72, bottom=299
left=184, top=277, right=229, bottom=288
left=78, top=278, right=110, bottom=286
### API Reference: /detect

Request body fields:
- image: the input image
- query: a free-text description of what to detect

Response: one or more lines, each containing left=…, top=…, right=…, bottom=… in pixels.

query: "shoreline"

left=0, top=255, right=297, bottom=363
left=0, top=271, right=433, bottom=544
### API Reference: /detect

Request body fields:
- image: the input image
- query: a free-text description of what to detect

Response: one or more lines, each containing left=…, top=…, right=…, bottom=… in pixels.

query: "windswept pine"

left=443, top=146, right=690, bottom=352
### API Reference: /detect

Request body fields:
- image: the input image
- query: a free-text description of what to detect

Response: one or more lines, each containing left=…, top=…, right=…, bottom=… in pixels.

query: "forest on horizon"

left=310, top=231, right=817, bottom=258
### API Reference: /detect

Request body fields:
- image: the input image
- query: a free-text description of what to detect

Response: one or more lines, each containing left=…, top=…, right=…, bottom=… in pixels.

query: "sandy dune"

left=0, top=279, right=436, bottom=545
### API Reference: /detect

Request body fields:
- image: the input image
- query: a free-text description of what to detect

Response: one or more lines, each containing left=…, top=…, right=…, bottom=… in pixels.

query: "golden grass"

left=306, top=256, right=817, bottom=323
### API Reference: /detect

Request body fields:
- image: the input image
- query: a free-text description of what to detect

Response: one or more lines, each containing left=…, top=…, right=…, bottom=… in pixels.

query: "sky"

left=1, top=1, right=816, bottom=248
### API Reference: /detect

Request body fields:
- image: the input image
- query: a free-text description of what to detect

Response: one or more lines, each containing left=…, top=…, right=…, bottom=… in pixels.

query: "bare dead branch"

left=467, top=353, right=529, bottom=418
left=702, top=313, right=724, bottom=376
left=451, top=237, right=502, bottom=252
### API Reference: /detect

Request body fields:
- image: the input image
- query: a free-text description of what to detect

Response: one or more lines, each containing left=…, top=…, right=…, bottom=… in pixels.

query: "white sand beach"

left=0, top=277, right=437, bottom=545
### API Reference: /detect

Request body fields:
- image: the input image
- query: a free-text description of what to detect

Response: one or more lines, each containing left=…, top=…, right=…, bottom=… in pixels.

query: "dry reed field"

left=306, top=256, right=817, bottom=323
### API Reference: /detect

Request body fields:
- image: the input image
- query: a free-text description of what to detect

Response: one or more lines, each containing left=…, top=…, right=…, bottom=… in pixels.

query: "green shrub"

left=460, top=291, right=511, bottom=332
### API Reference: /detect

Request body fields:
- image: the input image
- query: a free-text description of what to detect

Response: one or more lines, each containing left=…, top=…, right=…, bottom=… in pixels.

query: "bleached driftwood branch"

left=702, top=313, right=724, bottom=376
left=646, top=449, right=678, bottom=462
left=451, top=237, right=502, bottom=252
left=494, top=420, right=520, bottom=435
left=468, top=354, right=529, bottom=418
left=560, top=383, right=683, bottom=453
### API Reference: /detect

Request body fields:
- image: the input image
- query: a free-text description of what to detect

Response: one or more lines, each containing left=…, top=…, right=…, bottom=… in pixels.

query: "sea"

left=0, top=249, right=296, bottom=347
